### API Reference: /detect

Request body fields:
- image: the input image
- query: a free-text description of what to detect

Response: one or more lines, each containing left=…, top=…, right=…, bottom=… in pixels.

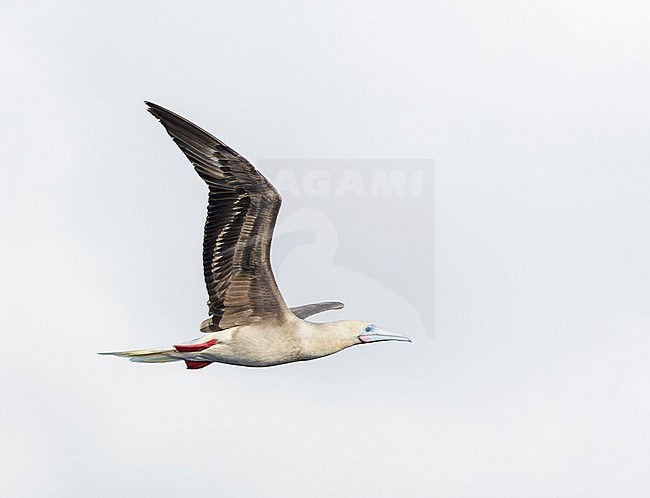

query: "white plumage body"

left=126, top=317, right=364, bottom=368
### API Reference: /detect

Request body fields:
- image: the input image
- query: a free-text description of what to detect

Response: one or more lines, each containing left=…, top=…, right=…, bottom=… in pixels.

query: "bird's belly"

left=191, top=332, right=302, bottom=367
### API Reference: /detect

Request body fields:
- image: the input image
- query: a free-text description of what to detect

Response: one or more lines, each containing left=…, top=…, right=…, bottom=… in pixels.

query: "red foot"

left=185, top=360, right=212, bottom=370
left=174, top=338, right=217, bottom=353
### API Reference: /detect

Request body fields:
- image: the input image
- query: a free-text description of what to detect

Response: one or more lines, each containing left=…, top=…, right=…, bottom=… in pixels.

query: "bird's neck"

left=297, top=321, right=357, bottom=360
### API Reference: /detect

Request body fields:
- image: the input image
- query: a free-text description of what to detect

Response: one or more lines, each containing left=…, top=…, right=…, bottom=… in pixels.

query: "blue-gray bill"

left=359, top=326, right=412, bottom=344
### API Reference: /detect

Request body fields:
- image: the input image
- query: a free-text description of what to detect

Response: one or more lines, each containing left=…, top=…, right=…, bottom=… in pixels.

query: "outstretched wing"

left=146, top=102, right=290, bottom=331
left=290, top=301, right=345, bottom=320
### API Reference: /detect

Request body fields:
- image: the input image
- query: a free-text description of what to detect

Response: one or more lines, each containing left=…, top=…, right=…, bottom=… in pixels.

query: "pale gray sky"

left=2, top=1, right=650, bottom=497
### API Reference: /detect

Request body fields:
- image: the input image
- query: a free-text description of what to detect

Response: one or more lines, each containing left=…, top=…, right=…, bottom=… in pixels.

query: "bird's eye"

left=365, top=326, right=372, bottom=333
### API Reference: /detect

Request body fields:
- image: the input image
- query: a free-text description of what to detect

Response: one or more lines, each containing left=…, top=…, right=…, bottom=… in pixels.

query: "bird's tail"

left=98, top=348, right=180, bottom=363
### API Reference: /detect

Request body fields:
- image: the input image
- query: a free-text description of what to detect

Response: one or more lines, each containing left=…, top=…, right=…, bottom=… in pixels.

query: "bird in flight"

left=102, top=103, right=411, bottom=370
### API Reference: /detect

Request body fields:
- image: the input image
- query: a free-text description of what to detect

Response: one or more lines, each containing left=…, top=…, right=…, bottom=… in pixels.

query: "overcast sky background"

left=2, top=1, right=650, bottom=496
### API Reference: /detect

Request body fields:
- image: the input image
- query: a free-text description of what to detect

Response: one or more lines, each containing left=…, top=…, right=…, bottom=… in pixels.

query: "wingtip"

left=144, top=101, right=161, bottom=117
left=143, top=102, right=188, bottom=126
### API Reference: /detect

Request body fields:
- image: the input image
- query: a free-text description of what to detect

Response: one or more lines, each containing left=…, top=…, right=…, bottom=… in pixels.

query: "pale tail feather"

left=98, top=348, right=180, bottom=363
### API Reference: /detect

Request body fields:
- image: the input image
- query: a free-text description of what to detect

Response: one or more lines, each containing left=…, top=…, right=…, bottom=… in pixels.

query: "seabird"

left=102, top=103, right=411, bottom=370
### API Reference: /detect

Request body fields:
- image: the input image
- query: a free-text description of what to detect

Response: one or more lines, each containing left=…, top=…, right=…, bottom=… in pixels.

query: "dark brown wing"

left=146, top=102, right=289, bottom=331
left=290, top=301, right=345, bottom=319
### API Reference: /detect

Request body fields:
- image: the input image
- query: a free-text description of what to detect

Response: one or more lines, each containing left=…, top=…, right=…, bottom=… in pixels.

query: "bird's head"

left=335, top=320, right=412, bottom=345
left=357, top=322, right=412, bottom=344
left=301, top=320, right=412, bottom=361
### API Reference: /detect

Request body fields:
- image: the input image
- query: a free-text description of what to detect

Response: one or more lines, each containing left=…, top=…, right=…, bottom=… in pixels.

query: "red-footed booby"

left=101, top=103, right=411, bottom=370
